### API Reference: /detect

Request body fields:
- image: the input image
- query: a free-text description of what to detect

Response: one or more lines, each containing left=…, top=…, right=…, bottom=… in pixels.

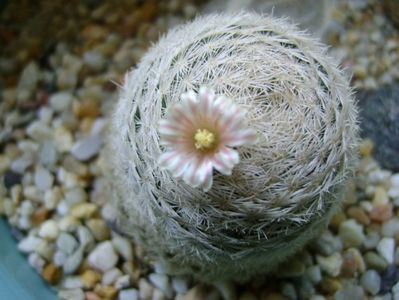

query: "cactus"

left=106, top=13, right=358, bottom=281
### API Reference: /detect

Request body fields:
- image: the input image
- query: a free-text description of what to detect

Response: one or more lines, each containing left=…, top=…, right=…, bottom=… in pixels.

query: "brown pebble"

left=319, top=277, right=342, bottom=295
left=81, top=25, right=109, bottom=42
left=73, top=99, right=100, bottom=119
left=347, top=206, right=370, bottom=225
left=81, top=269, right=101, bottom=289
left=94, top=284, right=117, bottom=300
left=329, top=212, right=347, bottom=230
left=359, top=139, right=374, bottom=157
left=341, top=248, right=365, bottom=277
left=31, top=207, right=50, bottom=225
left=369, top=203, right=393, bottom=223
left=42, top=263, right=62, bottom=284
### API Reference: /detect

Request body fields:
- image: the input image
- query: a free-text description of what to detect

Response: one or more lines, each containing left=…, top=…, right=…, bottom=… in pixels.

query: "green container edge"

left=0, top=218, right=56, bottom=300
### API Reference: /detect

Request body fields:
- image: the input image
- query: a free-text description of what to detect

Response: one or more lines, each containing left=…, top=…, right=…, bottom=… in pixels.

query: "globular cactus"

left=106, top=13, right=358, bottom=282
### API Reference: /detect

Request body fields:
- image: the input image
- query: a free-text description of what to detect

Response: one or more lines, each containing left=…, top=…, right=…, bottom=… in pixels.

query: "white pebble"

left=63, top=247, right=84, bottom=275
left=114, top=274, right=130, bottom=290
left=26, top=121, right=53, bottom=142
left=88, top=241, right=118, bottom=272
left=28, top=252, right=45, bottom=273
left=54, top=250, right=68, bottom=267
left=58, top=288, right=84, bottom=300
left=381, top=219, right=399, bottom=237
left=18, top=235, right=44, bottom=253
left=11, top=155, right=33, bottom=173
left=360, top=270, right=381, bottom=295
left=38, top=106, right=54, bottom=124
left=58, top=215, right=80, bottom=232
left=112, top=235, right=133, bottom=261
left=83, top=51, right=106, bottom=71
left=377, top=237, right=395, bottom=264
left=102, top=268, right=123, bottom=285
left=56, top=232, right=78, bottom=255
left=118, top=288, right=139, bottom=300
left=77, top=225, right=95, bottom=251
left=49, top=91, right=73, bottom=112
left=149, top=273, right=172, bottom=298
left=306, top=265, right=322, bottom=284
left=61, top=276, right=83, bottom=289
left=39, top=219, right=59, bottom=240
left=71, top=135, right=102, bottom=161
left=316, top=252, right=343, bottom=277
left=339, top=219, right=365, bottom=248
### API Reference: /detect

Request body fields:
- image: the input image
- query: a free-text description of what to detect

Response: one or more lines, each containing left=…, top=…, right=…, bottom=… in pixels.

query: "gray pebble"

left=63, top=246, right=84, bottom=275
left=149, top=273, right=173, bottom=299
left=364, top=252, right=388, bottom=272
left=377, top=238, right=395, bottom=264
left=58, top=288, right=84, bottom=300
left=339, top=219, right=365, bottom=248
left=112, top=235, right=133, bottom=261
left=56, top=232, right=78, bottom=255
left=77, top=225, right=95, bottom=251
left=118, top=288, right=139, bottom=300
left=360, top=269, right=381, bottom=295
left=83, top=51, right=106, bottom=72
left=71, top=135, right=102, bottom=161
left=34, top=166, right=54, bottom=191
left=49, top=91, right=73, bottom=112
left=334, top=284, right=365, bottom=300
left=88, top=241, right=118, bottom=272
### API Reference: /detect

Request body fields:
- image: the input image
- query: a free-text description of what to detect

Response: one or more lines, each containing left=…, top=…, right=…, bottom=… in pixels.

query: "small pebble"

left=38, top=219, right=59, bottom=240
left=339, top=219, right=365, bottom=248
left=28, top=252, right=46, bottom=273
left=112, top=235, right=133, bottom=261
left=94, top=284, right=118, bottom=300
left=87, top=218, right=110, bottom=241
left=360, top=269, right=381, bottom=295
left=149, top=273, right=173, bottom=299
left=377, top=237, right=395, bottom=264
left=71, top=135, right=102, bottom=161
left=70, top=203, right=98, bottom=219
left=364, top=251, right=389, bottom=272
left=114, top=274, right=130, bottom=290
left=56, top=232, right=78, bottom=255
left=81, top=269, right=102, bottom=289
left=63, top=246, right=84, bottom=274
left=62, top=276, right=83, bottom=289
left=334, top=284, right=365, bottom=300
left=88, top=241, right=118, bottom=272
left=118, top=288, right=139, bottom=300
left=49, top=91, right=73, bottom=112
left=58, top=288, right=85, bottom=300
left=316, top=252, right=343, bottom=277
left=102, top=268, right=123, bottom=285
left=42, top=263, right=62, bottom=284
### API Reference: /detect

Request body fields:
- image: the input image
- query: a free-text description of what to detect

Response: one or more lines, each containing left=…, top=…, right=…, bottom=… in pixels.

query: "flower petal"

left=223, top=128, right=258, bottom=147
left=182, top=158, right=214, bottom=189
left=199, top=86, right=215, bottom=117
left=212, top=147, right=240, bottom=175
left=158, top=151, right=190, bottom=178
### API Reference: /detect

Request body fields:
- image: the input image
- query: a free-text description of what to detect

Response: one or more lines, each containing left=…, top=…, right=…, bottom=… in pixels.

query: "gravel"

left=1, top=0, right=399, bottom=299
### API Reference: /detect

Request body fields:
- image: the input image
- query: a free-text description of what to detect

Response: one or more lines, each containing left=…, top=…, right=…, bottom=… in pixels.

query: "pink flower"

left=158, top=87, right=257, bottom=191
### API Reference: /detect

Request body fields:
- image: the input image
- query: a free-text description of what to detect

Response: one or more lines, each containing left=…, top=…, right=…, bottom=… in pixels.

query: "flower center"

left=194, top=129, right=216, bottom=150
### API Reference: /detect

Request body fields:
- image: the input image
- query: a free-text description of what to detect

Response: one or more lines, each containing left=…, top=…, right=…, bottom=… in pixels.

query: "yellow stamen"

left=194, top=129, right=215, bottom=150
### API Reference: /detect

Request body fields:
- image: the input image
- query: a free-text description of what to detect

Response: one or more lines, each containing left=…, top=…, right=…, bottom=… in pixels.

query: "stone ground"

left=0, top=0, right=399, bottom=299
